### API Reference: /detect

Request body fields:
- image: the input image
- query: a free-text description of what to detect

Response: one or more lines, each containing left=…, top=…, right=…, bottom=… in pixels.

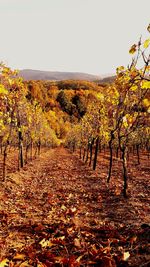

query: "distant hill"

left=94, top=75, right=116, bottom=87
left=100, top=75, right=116, bottom=84
left=18, top=69, right=101, bottom=81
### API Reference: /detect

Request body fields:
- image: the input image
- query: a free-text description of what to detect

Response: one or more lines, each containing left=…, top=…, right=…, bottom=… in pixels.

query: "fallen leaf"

left=123, top=251, right=130, bottom=261
left=74, top=238, right=81, bottom=248
left=61, top=204, right=67, bottom=211
left=70, top=207, right=77, bottom=213
left=39, top=238, right=53, bottom=248
left=76, top=255, right=83, bottom=263
left=0, top=259, right=9, bottom=267
left=13, top=254, right=26, bottom=260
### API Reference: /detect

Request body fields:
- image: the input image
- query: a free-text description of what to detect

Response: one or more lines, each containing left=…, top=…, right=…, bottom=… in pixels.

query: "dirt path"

left=0, top=147, right=149, bottom=266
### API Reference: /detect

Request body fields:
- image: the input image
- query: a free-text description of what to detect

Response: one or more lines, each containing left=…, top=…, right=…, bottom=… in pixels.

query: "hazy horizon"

left=19, top=68, right=112, bottom=78
left=0, top=0, right=150, bottom=75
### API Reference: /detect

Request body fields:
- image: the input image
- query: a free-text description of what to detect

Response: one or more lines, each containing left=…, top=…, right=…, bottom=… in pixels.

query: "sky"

left=0, top=0, right=150, bottom=76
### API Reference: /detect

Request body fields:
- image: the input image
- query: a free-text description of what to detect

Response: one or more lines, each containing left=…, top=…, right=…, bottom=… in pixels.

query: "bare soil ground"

left=0, top=147, right=149, bottom=266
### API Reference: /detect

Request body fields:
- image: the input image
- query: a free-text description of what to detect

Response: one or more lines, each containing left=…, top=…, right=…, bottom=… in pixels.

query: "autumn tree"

left=106, top=28, right=150, bottom=197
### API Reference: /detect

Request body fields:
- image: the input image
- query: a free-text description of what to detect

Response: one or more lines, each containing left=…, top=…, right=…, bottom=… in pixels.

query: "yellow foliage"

left=143, top=98, right=150, bottom=107
left=96, top=92, right=104, bottom=101
left=131, top=85, right=138, bottom=91
left=141, top=80, right=150, bottom=89
left=123, top=116, right=128, bottom=128
left=0, top=84, right=8, bottom=95
left=116, top=66, right=125, bottom=73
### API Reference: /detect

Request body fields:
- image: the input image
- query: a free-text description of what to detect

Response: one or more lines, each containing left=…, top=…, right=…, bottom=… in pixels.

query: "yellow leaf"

left=7, top=117, right=11, bottom=123
left=141, top=80, right=150, bottom=89
left=123, top=251, right=130, bottom=261
left=39, top=238, right=49, bottom=248
left=143, top=39, right=150, bottom=49
left=117, top=66, right=125, bottom=72
left=0, top=85, right=8, bottom=95
left=143, top=98, right=150, bottom=107
left=129, top=44, right=137, bottom=54
left=76, top=255, right=84, bottom=263
left=123, top=116, right=128, bottom=128
left=61, top=204, right=67, bottom=211
left=0, top=259, right=9, bottom=267
left=28, top=116, right=32, bottom=123
left=2, top=67, right=10, bottom=75
left=131, top=85, right=138, bottom=91
left=39, top=238, right=53, bottom=248
left=97, top=93, right=104, bottom=101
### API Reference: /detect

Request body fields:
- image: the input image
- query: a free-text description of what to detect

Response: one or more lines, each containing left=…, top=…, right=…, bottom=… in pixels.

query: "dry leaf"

left=13, top=254, right=26, bottom=260
left=123, top=251, right=130, bottom=261
left=74, top=238, right=81, bottom=248
left=39, top=238, right=53, bottom=248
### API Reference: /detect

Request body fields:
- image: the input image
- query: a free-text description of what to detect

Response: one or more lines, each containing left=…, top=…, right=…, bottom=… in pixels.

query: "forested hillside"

left=24, top=79, right=104, bottom=140
left=18, top=69, right=100, bottom=81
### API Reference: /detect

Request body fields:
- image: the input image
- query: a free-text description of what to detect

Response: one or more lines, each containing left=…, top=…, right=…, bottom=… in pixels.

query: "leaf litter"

left=0, top=147, right=149, bottom=266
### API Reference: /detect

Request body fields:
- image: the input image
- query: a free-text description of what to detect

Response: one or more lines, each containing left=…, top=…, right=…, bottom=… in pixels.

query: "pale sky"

left=0, top=0, right=150, bottom=75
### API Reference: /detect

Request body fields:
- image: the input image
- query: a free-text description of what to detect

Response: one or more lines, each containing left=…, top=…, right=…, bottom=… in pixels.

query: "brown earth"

left=0, top=147, right=149, bottom=266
